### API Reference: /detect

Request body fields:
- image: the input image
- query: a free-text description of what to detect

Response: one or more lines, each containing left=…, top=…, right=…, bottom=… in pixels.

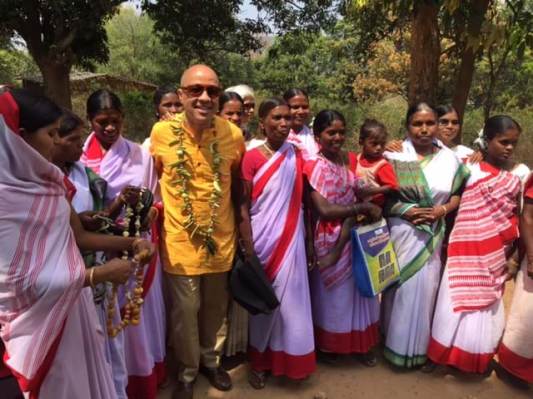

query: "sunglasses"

left=438, top=118, right=460, bottom=126
left=181, top=85, right=222, bottom=99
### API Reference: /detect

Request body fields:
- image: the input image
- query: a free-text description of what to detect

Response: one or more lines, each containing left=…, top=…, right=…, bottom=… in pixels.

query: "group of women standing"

left=223, top=87, right=533, bottom=389
left=1, top=80, right=533, bottom=399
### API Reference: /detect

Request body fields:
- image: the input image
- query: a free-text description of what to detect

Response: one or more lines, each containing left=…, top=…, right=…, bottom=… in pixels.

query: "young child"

left=313, top=119, right=396, bottom=269
left=354, top=119, right=398, bottom=206
left=305, top=110, right=381, bottom=365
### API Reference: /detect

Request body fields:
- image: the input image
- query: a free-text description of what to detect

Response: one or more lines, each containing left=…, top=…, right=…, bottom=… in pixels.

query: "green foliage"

left=0, top=49, right=38, bottom=83
left=141, top=0, right=265, bottom=58
left=254, top=31, right=357, bottom=102
left=251, top=0, right=342, bottom=33
left=98, top=6, right=186, bottom=85
left=99, top=6, right=259, bottom=89
left=212, top=52, right=257, bottom=89
left=120, top=91, right=155, bottom=143
left=0, top=0, right=121, bottom=67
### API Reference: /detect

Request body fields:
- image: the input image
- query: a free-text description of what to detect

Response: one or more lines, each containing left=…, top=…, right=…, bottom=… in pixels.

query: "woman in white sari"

left=382, top=103, right=468, bottom=368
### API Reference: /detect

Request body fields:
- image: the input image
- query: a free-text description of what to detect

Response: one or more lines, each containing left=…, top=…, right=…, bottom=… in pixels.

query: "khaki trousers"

left=165, top=271, right=229, bottom=383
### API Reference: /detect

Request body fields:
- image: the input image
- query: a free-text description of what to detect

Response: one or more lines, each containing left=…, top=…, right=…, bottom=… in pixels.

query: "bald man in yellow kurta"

left=150, top=65, right=244, bottom=399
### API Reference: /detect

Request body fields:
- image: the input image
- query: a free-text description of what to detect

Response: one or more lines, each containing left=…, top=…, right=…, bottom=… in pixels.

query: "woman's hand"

left=131, top=239, right=155, bottom=265
left=120, top=186, right=142, bottom=207
left=385, top=140, right=403, bottom=153
left=160, top=111, right=177, bottom=121
left=505, top=257, right=519, bottom=281
left=402, top=207, right=435, bottom=225
left=354, top=202, right=382, bottom=223
left=422, top=206, right=447, bottom=223
left=527, top=261, right=533, bottom=279
left=140, top=207, right=158, bottom=231
left=96, top=258, right=136, bottom=285
left=467, top=151, right=483, bottom=164
left=78, top=210, right=109, bottom=231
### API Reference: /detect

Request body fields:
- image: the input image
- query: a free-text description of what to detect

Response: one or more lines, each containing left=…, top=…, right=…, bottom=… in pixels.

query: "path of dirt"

left=159, top=281, right=530, bottom=399
left=157, top=354, right=531, bottom=399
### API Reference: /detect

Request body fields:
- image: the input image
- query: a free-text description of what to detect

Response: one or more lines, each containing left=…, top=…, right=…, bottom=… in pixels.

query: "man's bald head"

left=180, top=64, right=219, bottom=87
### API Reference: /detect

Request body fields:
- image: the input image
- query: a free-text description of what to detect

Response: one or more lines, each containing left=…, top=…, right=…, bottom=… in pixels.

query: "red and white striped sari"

left=305, top=153, right=380, bottom=354
left=0, top=92, right=116, bottom=398
left=428, top=161, right=520, bottom=373
left=447, top=162, right=520, bottom=312
left=247, top=142, right=316, bottom=379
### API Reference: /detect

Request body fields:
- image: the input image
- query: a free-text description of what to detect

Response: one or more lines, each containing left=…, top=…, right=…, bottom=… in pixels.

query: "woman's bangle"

left=89, top=267, right=96, bottom=288
left=441, top=205, right=447, bottom=217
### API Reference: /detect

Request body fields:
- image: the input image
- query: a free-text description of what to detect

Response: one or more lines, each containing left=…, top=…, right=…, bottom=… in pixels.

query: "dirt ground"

left=1, top=283, right=529, bottom=399
left=157, top=353, right=531, bottom=399
left=158, top=281, right=531, bottom=399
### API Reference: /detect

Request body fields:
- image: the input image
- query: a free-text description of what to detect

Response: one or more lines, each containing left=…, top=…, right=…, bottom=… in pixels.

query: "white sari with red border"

left=247, top=142, right=316, bottom=379
left=428, top=162, right=521, bottom=374
left=82, top=132, right=166, bottom=398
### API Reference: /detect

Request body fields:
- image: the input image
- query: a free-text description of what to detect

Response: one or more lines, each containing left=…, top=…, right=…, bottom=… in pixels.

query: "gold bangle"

left=89, top=267, right=96, bottom=288
left=441, top=205, right=447, bottom=216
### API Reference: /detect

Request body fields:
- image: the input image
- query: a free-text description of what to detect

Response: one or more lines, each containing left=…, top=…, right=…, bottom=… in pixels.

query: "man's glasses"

left=181, top=85, right=222, bottom=99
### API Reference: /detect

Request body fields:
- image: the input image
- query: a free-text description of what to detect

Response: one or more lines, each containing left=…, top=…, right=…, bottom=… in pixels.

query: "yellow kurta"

left=150, top=114, right=245, bottom=275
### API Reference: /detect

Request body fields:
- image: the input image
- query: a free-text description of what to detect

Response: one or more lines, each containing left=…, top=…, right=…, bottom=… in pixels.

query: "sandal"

left=361, top=352, right=377, bottom=367
left=248, top=370, right=267, bottom=390
left=317, top=351, right=340, bottom=365
left=421, top=360, right=437, bottom=373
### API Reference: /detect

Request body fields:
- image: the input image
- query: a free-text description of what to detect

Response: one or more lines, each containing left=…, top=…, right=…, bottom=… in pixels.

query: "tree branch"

left=56, top=29, right=78, bottom=51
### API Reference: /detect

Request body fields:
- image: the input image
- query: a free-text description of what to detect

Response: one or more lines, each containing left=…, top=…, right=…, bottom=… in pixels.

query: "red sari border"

left=248, top=347, right=316, bottom=380
left=251, top=151, right=287, bottom=202
left=125, top=361, right=166, bottom=399
left=427, top=336, right=493, bottom=374
left=314, top=323, right=379, bottom=354
left=498, top=343, right=533, bottom=383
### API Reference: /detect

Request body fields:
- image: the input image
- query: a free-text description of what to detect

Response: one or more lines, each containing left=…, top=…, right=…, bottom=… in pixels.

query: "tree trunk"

left=408, top=1, right=440, bottom=105
left=37, top=58, right=73, bottom=109
left=451, top=0, right=491, bottom=143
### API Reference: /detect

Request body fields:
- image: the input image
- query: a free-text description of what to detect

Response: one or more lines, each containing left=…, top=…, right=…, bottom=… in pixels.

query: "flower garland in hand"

left=106, top=195, right=147, bottom=338
left=169, top=114, right=222, bottom=255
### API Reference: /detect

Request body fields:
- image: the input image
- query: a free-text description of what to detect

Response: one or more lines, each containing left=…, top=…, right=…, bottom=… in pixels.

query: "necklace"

left=106, top=193, right=147, bottom=338
left=263, top=141, right=279, bottom=157
left=169, top=114, right=222, bottom=255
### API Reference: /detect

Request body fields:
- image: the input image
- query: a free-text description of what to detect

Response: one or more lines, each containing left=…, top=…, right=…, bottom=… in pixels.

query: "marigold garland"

left=169, top=115, right=222, bottom=255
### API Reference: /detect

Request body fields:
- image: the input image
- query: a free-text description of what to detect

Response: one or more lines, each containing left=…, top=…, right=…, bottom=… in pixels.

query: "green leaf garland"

left=169, top=115, right=222, bottom=255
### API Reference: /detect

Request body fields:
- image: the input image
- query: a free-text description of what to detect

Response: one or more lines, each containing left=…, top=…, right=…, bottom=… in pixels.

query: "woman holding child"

left=304, top=110, right=383, bottom=363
